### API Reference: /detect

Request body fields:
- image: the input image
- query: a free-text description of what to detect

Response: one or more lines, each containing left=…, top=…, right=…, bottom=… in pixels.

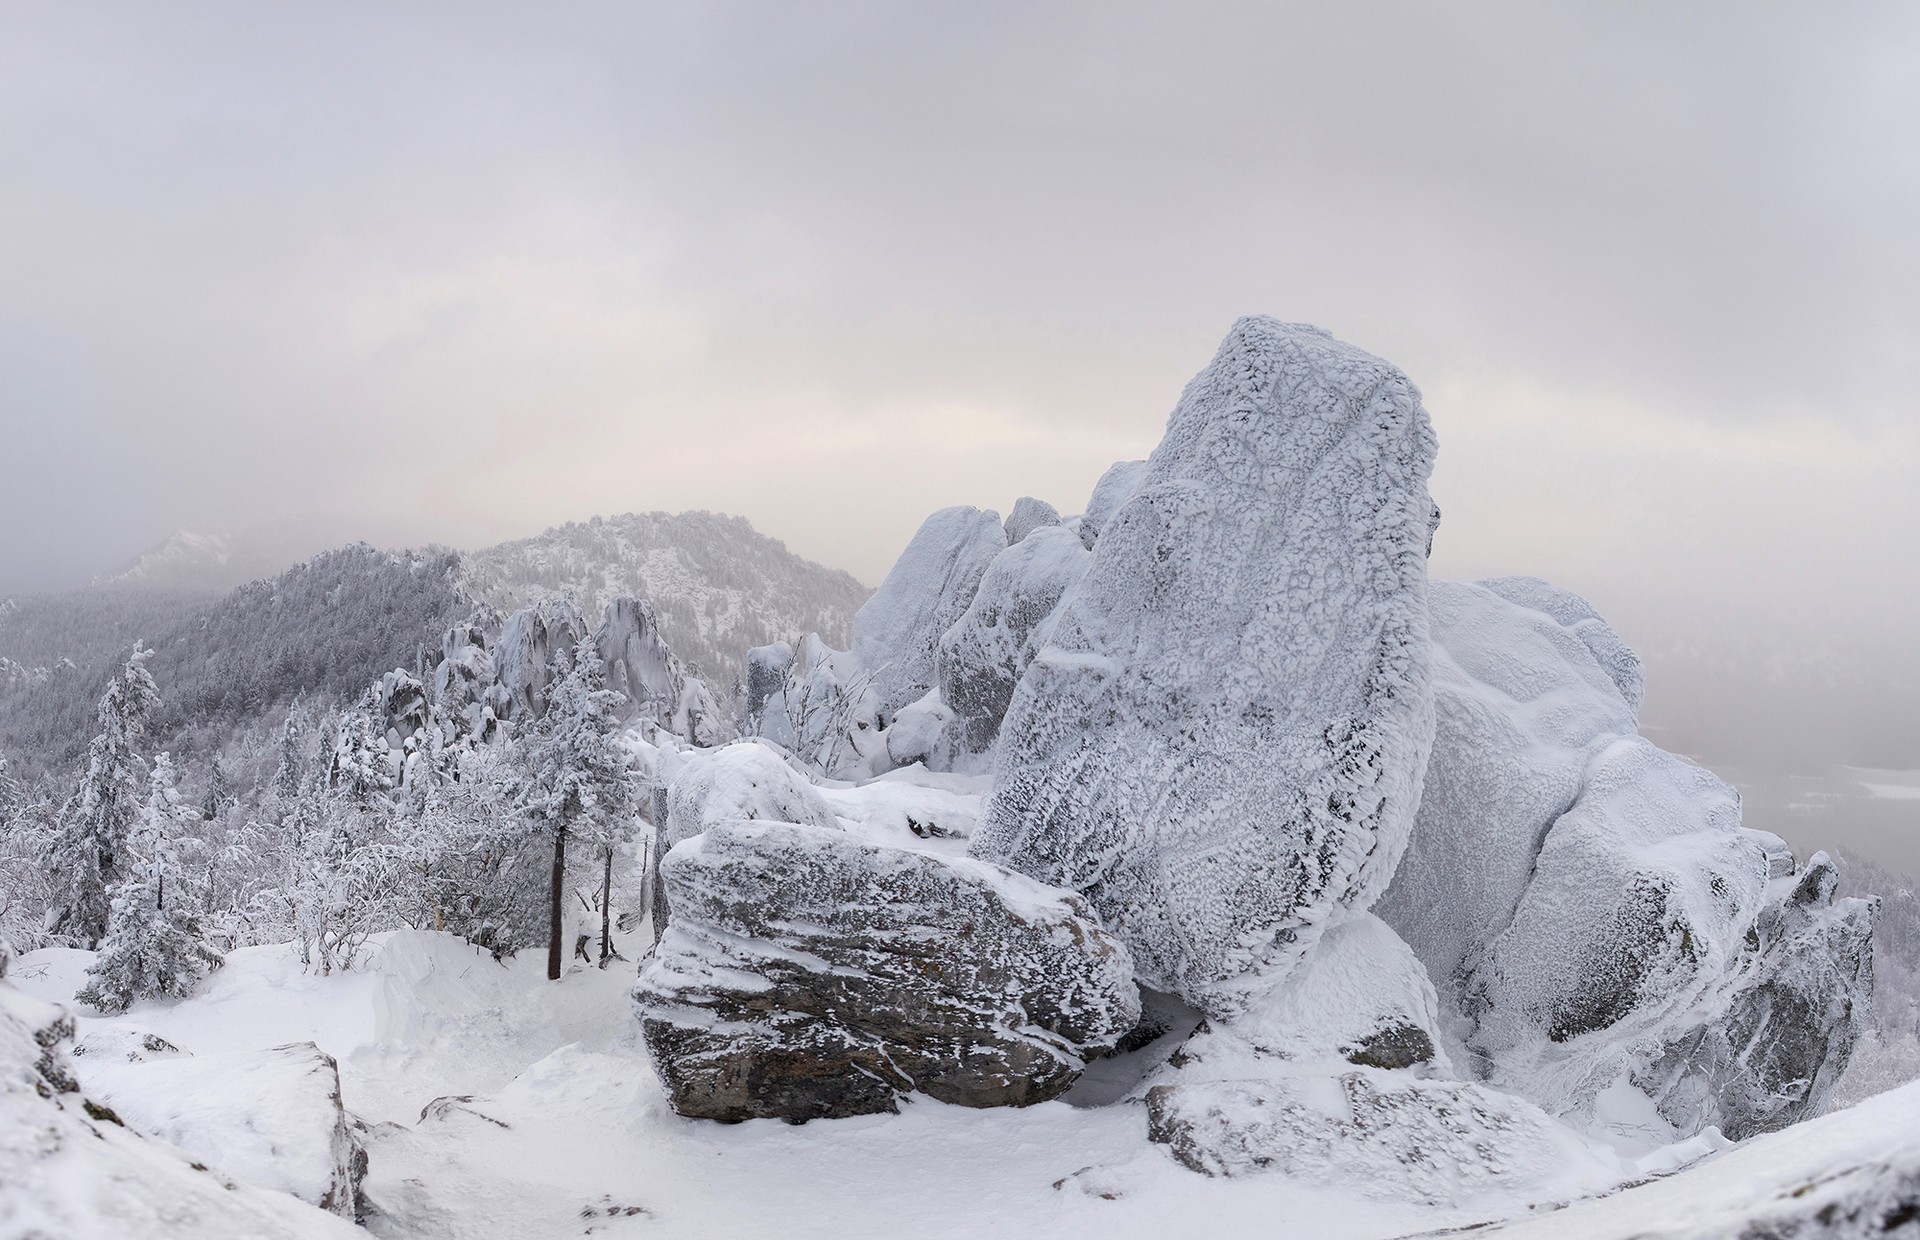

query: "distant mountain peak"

left=97, top=529, right=235, bottom=588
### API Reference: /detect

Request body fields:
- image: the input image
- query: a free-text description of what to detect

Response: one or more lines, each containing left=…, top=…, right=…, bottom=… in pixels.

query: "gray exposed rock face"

left=633, top=819, right=1140, bottom=1122
left=972, top=318, right=1439, bottom=1017
left=850, top=505, right=1006, bottom=722
left=937, top=526, right=1089, bottom=755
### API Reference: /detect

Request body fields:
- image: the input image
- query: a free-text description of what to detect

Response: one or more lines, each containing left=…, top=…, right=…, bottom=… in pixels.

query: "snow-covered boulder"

left=850, top=505, right=1006, bottom=722
left=937, top=525, right=1088, bottom=755
left=778, top=633, right=887, bottom=777
left=1076, top=459, right=1147, bottom=549
left=0, top=974, right=357, bottom=1239
left=744, top=640, right=796, bottom=746
left=1003, top=495, right=1062, bottom=545
left=429, top=621, right=501, bottom=742
left=595, top=596, right=729, bottom=745
left=81, top=1042, right=365, bottom=1218
left=973, top=318, right=1440, bottom=1017
left=634, top=819, right=1140, bottom=1122
left=491, top=598, right=586, bottom=724
left=652, top=740, right=844, bottom=936
left=1375, top=579, right=1873, bottom=1140
left=882, top=688, right=958, bottom=770
left=1139, top=914, right=1619, bottom=1203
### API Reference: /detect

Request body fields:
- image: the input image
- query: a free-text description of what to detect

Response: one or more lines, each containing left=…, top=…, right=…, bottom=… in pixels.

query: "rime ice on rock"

left=1076, top=459, right=1147, bottom=549
left=850, top=506, right=1006, bottom=722
left=1375, top=579, right=1873, bottom=1140
left=633, top=819, right=1140, bottom=1122
left=491, top=598, right=586, bottom=724
left=937, top=525, right=1089, bottom=755
left=1003, top=496, right=1062, bottom=545
left=594, top=596, right=729, bottom=745
left=973, top=319, right=1439, bottom=1017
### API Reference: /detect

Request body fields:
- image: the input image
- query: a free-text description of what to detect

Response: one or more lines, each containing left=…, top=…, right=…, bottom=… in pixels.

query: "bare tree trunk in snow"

left=547, top=822, right=566, bottom=981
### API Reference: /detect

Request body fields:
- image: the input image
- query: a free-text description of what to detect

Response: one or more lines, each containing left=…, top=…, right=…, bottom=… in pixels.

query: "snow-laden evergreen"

left=45, top=644, right=161, bottom=948
left=76, top=755, right=222, bottom=1013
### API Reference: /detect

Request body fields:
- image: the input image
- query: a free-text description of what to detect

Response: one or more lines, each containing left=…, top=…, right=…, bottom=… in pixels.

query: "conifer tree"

left=272, top=710, right=305, bottom=806
left=202, top=755, right=233, bottom=821
left=515, top=645, right=633, bottom=979
left=77, top=754, right=222, bottom=1012
left=46, top=644, right=161, bottom=948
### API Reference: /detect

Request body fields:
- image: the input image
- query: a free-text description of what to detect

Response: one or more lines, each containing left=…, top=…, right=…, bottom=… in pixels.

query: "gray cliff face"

left=972, top=318, right=1440, bottom=1017
left=633, top=819, right=1140, bottom=1123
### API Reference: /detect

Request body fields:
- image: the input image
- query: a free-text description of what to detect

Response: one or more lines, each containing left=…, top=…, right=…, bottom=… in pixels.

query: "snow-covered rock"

left=652, top=740, right=844, bottom=936
left=1375, top=579, right=1873, bottom=1140
left=1076, top=459, right=1147, bottom=549
left=1139, top=915, right=1619, bottom=1203
left=594, top=595, right=730, bottom=745
left=937, top=525, right=1089, bottom=755
left=1003, top=496, right=1062, bottom=545
left=429, top=621, right=501, bottom=741
left=744, top=640, right=796, bottom=746
left=491, top=597, right=586, bottom=724
left=633, top=819, right=1140, bottom=1121
left=82, top=1041, right=366, bottom=1217
left=0, top=973, right=357, bottom=1239
left=973, top=318, right=1440, bottom=1017
left=850, top=505, right=1006, bottom=722
left=882, top=688, right=959, bottom=771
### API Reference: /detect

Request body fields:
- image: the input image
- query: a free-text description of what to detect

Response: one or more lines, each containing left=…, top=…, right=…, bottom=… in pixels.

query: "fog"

left=2, top=2, right=1915, bottom=851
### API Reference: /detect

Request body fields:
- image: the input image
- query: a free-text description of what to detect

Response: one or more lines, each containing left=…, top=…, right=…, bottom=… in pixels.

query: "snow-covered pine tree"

left=202, top=755, right=233, bottom=821
left=330, top=697, right=393, bottom=804
left=514, top=643, right=634, bottom=980
left=45, top=643, right=161, bottom=948
left=77, top=753, right=222, bottom=1013
left=272, top=710, right=305, bottom=805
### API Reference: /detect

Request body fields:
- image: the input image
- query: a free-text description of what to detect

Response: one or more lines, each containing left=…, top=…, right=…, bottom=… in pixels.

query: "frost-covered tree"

left=77, top=754, right=222, bottom=1013
left=271, top=710, right=305, bottom=805
left=45, top=644, right=161, bottom=948
left=515, top=645, right=634, bottom=979
left=400, top=746, right=545, bottom=957
left=201, top=755, right=234, bottom=821
left=330, top=698, right=393, bottom=804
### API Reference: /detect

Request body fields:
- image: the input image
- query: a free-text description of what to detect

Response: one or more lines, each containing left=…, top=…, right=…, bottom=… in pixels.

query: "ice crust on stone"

left=632, top=819, right=1140, bottom=1122
left=1375, top=579, right=1873, bottom=1140
left=972, top=318, right=1439, bottom=1017
left=850, top=505, right=1006, bottom=722
left=937, top=524, right=1089, bottom=755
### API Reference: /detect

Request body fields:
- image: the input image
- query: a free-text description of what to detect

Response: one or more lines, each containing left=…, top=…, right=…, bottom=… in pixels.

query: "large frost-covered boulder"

left=937, top=525, right=1089, bottom=754
left=1376, top=579, right=1873, bottom=1140
left=81, top=1042, right=366, bottom=1217
left=595, top=596, right=729, bottom=745
left=744, top=640, right=796, bottom=746
left=0, top=973, right=357, bottom=1239
left=634, top=819, right=1140, bottom=1122
left=973, top=318, right=1440, bottom=1016
left=1003, top=495, right=1062, bottom=545
left=850, top=505, right=1006, bottom=722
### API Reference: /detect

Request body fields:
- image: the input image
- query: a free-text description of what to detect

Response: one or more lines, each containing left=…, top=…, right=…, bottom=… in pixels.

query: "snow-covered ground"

left=24, top=918, right=1912, bottom=1240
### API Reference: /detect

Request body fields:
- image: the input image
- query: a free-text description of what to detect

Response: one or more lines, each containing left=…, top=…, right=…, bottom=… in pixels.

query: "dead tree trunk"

left=547, top=822, right=567, bottom=981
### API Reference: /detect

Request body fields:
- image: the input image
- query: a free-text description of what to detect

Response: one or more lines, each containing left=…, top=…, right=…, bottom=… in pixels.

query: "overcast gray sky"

left=3, top=2, right=1917, bottom=774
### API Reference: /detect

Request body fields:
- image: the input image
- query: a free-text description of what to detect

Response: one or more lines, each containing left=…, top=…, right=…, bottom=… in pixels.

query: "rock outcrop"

left=1076, top=459, right=1147, bottom=549
left=634, top=819, right=1140, bottom=1122
left=594, top=596, right=729, bottom=745
left=936, top=525, right=1088, bottom=755
left=491, top=598, right=586, bottom=724
left=972, top=318, right=1440, bottom=1017
left=850, top=505, right=1006, bottom=722
left=1376, top=579, right=1873, bottom=1140
left=1003, top=496, right=1062, bottom=545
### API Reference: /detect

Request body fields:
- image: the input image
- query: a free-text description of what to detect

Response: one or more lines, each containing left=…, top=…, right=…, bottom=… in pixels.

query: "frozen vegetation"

left=2, top=318, right=1917, bottom=1238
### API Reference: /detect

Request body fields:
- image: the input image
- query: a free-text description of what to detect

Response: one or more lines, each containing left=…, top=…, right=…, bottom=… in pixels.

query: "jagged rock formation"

left=1076, top=459, right=1146, bottom=549
left=1376, top=579, right=1873, bottom=1140
left=82, top=1041, right=367, bottom=1217
left=491, top=598, right=586, bottom=725
left=972, top=318, right=1440, bottom=1017
left=937, top=525, right=1088, bottom=756
left=633, top=819, right=1140, bottom=1122
left=594, top=596, right=729, bottom=745
left=850, top=505, right=1007, bottom=722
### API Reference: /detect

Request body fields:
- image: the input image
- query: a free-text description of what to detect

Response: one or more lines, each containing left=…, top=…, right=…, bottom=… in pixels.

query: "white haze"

left=0, top=1, right=1915, bottom=846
